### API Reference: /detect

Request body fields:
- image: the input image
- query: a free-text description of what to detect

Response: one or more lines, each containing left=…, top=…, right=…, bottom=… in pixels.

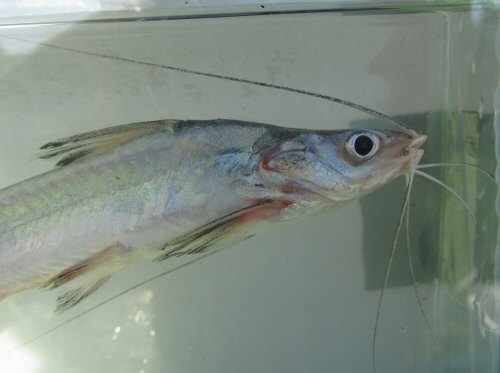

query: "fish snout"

left=410, top=134, right=427, bottom=148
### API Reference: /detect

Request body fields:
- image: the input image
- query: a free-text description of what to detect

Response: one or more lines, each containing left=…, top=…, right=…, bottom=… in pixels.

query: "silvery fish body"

left=0, top=119, right=425, bottom=311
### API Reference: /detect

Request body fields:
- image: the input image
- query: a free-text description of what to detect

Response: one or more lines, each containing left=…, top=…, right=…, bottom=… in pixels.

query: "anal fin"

left=42, top=243, right=129, bottom=313
left=54, top=275, right=112, bottom=313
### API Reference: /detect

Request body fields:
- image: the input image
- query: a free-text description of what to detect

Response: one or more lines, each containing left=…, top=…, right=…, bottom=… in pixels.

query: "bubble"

left=472, top=284, right=500, bottom=336
left=141, top=290, right=154, bottom=304
left=478, top=98, right=484, bottom=119
left=134, top=310, right=146, bottom=323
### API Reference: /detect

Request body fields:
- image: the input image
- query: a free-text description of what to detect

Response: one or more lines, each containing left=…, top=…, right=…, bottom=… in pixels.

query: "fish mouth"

left=410, top=134, right=427, bottom=162
left=403, top=134, right=426, bottom=169
left=410, top=147, right=424, bottom=163
left=400, top=133, right=426, bottom=158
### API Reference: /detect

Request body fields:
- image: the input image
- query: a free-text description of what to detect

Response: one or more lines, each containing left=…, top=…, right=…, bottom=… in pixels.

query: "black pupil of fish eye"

left=354, top=135, right=374, bottom=156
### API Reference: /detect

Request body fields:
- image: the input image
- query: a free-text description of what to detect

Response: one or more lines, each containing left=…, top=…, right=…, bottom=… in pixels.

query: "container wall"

left=0, top=4, right=497, bottom=373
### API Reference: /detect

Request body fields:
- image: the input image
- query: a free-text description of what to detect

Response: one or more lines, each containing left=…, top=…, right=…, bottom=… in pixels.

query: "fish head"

left=254, top=128, right=426, bottom=203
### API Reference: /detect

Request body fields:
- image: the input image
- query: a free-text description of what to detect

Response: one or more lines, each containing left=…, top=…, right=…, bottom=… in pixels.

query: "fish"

left=0, top=118, right=425, bottom=312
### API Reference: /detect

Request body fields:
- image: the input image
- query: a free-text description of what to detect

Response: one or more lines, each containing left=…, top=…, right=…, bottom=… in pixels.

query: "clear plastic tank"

left=0, top=2, right=498, bottom=372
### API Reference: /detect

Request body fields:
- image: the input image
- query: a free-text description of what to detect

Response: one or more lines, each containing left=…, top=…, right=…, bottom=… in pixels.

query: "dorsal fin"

left=39, top=119, right=185, bottom=167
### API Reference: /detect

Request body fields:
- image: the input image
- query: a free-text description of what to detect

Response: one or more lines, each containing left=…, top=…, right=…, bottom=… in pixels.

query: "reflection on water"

left=0, top=4, right=498, bottom=373
left=0, top=331, right=39, bottom=372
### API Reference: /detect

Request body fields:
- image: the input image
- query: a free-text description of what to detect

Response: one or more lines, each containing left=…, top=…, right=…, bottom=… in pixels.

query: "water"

left=0, top=3, right=498, bottom=373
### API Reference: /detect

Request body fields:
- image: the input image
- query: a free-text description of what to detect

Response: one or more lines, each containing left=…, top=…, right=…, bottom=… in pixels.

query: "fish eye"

left=346, top=132, right=380, bottom=160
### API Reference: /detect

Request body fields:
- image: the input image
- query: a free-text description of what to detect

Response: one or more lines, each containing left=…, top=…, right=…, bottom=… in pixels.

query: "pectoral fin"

left=155, top=200, right=273, bottom=262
